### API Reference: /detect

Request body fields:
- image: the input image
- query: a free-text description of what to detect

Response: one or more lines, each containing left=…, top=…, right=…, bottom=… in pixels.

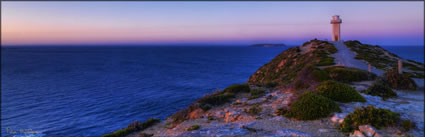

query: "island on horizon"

left=250, top=43, right=287, bottom=47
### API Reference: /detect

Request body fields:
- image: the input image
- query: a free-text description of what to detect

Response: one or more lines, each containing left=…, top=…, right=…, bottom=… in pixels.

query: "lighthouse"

left=330, top=15, right=342, bottom=41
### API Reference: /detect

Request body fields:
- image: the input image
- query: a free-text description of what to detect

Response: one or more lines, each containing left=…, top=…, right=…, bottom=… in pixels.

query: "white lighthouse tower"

left=330, top=15, right=342, bottom=41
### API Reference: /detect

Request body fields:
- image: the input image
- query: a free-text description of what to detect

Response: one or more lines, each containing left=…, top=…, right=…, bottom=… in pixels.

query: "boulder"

left=224, top=111, right=241, bottom=122
left=188, top=108, right=204, bottom=119
left=349, top=130, right=365, bottom=137
left=331, top=113, right=346, bottom=124
left=358, top=125, right=382, bottom=137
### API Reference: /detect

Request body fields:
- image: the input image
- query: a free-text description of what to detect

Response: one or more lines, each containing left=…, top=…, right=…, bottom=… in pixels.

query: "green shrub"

left=248, top=39, right=336, bottom=86
left=138, top=133, right=153, bottom=137
left=360, top=82, right=397, bottom=100
left=294, top=80, right=309, bottom=90
left=187, top=125, right=200, bottom=131
left=245, top=104, right=263, bottom=115
left=199, top=104, right=212, bottom=111
left=102, top=129, right=131, bottom=137
left=316, top=80, right=366, bottom=103
left=284, top=91, right=341, bottom=120
left=401, top=120, right=415, bottom=132
left=325, top=66, right=376, bottom=82
left=265, top=82, right=278, bottom=88
left=339, top=106, right=400, bottom=133
left=275, top=107, right=289, bottom=116
left=383, top=69, right=417, bottom=90
left=328, top=45, right=338, bottom=54
left=170, top=105, right=198, bottom=124
left=344, top=41, right=394, bottom=70
left=249, top=89, right=266, bottom=100
left=170, top=89, right=236, bottom=125
left=315, top=50, right=336, bottom=66
left=207, top=116, right=214, bottom=121
left=102, top=118, right=160, bottom=137
left=312, top=69, right=330, bottom=81
left=197, top=92, right=235, bottom=106
left=224, top=84, right=250, bottom=94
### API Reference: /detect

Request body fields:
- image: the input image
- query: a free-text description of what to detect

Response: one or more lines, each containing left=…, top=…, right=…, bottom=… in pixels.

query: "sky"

left=1, top=2, right=424, bottom=46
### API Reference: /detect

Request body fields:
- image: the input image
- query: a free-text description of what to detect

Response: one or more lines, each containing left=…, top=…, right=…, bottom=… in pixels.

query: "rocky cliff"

left=103, top=39, right=424, bottom=137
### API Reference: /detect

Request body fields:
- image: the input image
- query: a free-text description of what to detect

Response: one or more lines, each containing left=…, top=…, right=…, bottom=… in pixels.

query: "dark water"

left=381, top=46, right=424, bottom=63
left=1, top=46, right=423, bottom=137
left=1, top=46, right=287, bottom=137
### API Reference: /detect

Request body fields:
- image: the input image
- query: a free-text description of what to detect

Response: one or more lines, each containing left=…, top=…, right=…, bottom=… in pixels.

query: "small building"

left=330, top=15, right=342, bottom=41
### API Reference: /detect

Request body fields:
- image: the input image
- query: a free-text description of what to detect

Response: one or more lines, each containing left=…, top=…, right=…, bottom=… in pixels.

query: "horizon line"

left=2, top=44, right=424, bottom=47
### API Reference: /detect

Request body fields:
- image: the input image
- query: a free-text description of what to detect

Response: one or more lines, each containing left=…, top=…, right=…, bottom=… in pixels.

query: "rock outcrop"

left=105, top=39, right=424, bottom=137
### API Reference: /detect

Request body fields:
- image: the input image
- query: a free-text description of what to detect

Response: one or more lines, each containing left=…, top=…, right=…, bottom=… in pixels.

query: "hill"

left=104, top=39, right=424, bottom=137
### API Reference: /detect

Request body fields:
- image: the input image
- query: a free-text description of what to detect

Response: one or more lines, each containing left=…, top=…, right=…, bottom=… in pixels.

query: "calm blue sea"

left=1, top=46, right=423, bottom=137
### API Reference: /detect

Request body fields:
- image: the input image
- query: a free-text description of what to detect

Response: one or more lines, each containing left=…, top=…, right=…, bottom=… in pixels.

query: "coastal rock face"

left=330, top=113, right=346, bottom=124
left=349, top=125, right=382, bottom=137
left=188, top=108, right=204, bottom=119
left=350, top=130, right=366, bottom=137
left=121, top=39, right=424, bottom=137
left=224, top=110, right=242, bottom=122
left=358, top=125, right=381, bottom=137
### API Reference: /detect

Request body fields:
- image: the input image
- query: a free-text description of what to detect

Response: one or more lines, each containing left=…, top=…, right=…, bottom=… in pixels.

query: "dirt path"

left=330, top=41, right=384, bottom=76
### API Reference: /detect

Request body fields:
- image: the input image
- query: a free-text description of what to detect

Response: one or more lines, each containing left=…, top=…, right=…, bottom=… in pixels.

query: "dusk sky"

left=1, top=2, right=424, bottom=46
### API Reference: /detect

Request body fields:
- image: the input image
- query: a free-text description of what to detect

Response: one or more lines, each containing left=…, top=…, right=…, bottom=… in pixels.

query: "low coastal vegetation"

left=245, top=104, right=263, bottom=115
left=311, top=67, right=330, bottom=82
left=344, top=40, right=393, bottom=70
left=339, top=106, right=401, bottom=133
left=324, top=66, right=376, bottom=83
left=102, top=118, right=160, bottom=137
left=223, top=84, right=250, bottom=94
left=275, top=107, right=289, bottom=116
left=138, top=133, right=153, bottom=137
left=187, top=125, right=200, bottom=131
left=248, top=39, right=337, bottom=87
left=383, top=69, right=417, bottom=90
left=104, top=39, right=423, bottom=137
left=290, top=64, right=330, bottom=91
left=316, top=80, right=366, bottom=103
left=401, top=120, right=416, bottom=132
left=293, top=80, right=310, bottom=90
left=314, top=50, right=336, bottom=66
left=197, top=91, right=235, bottom=108
left=282, top=91, right=341, bottom=120
left=249, top=89, right=266, bottom=100
left=344, top=40, right=424, bottom=79
left=360, top=82, right=397, bottom=100
left=308, top=39, right=337, bottom=67
left=197, top=84, right=250, bottom=110
left=170, top=84, right=248, bottom=125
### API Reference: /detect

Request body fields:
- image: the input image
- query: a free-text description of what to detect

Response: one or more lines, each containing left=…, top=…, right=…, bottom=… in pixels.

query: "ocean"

left=1, top=46, right=423, bottom=137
